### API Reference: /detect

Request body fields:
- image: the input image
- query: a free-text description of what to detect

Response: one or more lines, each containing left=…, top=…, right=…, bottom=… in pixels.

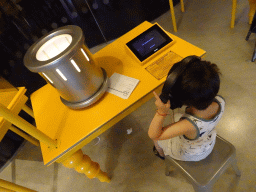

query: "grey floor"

left=1, top=0, right=256, bottom=191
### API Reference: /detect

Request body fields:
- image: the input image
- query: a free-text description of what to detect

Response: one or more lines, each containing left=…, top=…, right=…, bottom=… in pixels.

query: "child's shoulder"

left=215, top=95, right=225, bottom=104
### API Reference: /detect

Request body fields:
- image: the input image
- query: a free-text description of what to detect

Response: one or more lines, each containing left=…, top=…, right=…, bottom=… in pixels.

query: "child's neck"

left=187, top=101, right=220, bottom=120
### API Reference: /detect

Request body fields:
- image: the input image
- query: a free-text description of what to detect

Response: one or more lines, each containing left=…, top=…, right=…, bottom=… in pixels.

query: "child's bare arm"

left=148, top=111, right=167, bottom=139
left=155, top=120, right=195, bottom=140
left=148, top=92, right=195, bottom=140
left=148, top=91, right=170, bottom=139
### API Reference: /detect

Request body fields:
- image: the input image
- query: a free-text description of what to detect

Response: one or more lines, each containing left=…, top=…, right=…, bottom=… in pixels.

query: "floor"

left=1, top=0, right=256, bottom=191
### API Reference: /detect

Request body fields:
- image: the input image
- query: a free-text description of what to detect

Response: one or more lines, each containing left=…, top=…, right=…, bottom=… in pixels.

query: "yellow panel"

left=0, top=77, right=15, bottom=89
left=0, top=89, right=18, bottom=107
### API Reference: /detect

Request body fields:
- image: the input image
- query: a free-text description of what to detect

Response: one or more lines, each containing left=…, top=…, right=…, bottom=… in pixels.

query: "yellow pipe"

left=22, top=105, right=34, bottom=118
left=0, top=186, right=15, bottom=192
left=8, top=87, right=26, bottom=109
left=0, top=179, right=37, bottom=192
left=9, top=125, right=40, bottom=146
left=180, top=0, right=184, bottom=12
left=231, top=0, right=237, bottom=28
left=0, top=103, right=57, bottom=148
left=169, top=0, right=178, bottom=32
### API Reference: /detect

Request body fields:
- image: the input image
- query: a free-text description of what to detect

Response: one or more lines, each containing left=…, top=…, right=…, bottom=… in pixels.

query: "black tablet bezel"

left=126, top=24, right=173, bottom=62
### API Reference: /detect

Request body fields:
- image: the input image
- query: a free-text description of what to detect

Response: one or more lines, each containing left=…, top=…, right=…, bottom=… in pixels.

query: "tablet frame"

left=126, top=24, right=175, bottom=63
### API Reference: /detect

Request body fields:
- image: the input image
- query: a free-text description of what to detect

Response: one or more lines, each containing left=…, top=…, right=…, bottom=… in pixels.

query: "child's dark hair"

left=171, top=58, right=221, bottom=110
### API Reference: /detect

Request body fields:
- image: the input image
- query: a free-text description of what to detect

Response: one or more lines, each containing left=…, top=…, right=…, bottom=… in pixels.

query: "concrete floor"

left=1, top=0, right=256, bottom=191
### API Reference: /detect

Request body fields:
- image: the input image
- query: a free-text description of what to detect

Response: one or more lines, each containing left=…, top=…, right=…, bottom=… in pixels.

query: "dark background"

left=0, top=0, right=180, bottom=101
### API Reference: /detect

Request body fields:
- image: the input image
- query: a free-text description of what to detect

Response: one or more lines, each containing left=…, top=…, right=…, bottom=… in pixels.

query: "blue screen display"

left=126, top=24, right=173, bottom=62
left=132, top=29, right=166, bottom=57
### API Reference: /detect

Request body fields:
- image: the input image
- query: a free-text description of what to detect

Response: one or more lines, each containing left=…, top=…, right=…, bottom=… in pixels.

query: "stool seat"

left=165, top=135, right=241, bottom=192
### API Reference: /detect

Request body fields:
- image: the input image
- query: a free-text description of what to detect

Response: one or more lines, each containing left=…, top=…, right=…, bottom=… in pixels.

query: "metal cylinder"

left=24, top=25, right=108, bottom=109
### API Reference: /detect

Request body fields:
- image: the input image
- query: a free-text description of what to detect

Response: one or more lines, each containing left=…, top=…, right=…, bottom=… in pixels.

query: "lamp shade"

left=24, top=25, right=108, bottom=109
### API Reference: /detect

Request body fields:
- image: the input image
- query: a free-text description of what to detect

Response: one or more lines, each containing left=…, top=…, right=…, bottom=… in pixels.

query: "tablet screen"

left=126, top=24, right=173, bottom=62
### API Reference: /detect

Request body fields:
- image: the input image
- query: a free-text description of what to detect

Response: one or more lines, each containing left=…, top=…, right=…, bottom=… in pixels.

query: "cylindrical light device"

left=24, top=25, right=108, bottom=109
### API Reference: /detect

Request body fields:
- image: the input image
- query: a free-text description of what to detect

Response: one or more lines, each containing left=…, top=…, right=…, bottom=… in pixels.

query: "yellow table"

left=30, top=21, right=206, bottom=182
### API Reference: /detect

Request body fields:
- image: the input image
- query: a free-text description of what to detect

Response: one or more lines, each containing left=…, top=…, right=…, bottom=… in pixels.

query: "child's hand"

left=153, top=91, right=171, bottom=114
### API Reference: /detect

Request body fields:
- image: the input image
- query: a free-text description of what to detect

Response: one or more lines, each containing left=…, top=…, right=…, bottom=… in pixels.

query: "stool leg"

left=251, top=40, right=256, bottom=62
left=231, top=159, right=241, bottom=176
left=231, top=0, right=237, bottom=28
left=61, top=149, right=111, bottom=183
left=165, top=162, right=171, bottom=176
left=169, top=0, right=178, bottom=32
left=246, top=12, right=256, bottom=41
left=246, top=31, right=252, bottom=41
left=165, top=159, right=175, bottom=176
left=180, top=0, right=185, bottom=12
left=194, top=185, right=213, bottom=192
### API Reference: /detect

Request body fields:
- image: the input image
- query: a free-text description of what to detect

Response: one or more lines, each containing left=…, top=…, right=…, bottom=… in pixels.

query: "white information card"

left=107, top=73, right=140, bottom=99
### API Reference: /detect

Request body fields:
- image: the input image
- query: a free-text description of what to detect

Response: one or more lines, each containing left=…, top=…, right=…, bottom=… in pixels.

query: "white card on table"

left=107, top=73, right=140, bottom=99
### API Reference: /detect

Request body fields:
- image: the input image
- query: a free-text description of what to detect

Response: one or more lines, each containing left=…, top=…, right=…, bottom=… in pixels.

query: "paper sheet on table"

left=107, top=73, right=140, bottom=99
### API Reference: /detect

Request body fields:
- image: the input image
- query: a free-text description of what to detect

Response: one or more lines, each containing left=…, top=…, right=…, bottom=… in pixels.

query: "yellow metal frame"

left=0, top=87, right=27, bottom=141
left=169, top=0, right=238, bottom=31
left=0, top=179, right=36, bottom=192
left=0, top=102, right=57, bottom=148
left=0, top=87, right=57, bottom=147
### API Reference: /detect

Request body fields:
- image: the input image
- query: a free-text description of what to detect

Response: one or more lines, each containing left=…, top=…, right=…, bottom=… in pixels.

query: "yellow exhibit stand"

left=29, top=21, right=206, bottom=182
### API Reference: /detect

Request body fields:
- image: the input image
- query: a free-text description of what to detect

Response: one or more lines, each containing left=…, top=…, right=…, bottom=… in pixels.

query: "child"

left=148, top=56, right=225, bottom=161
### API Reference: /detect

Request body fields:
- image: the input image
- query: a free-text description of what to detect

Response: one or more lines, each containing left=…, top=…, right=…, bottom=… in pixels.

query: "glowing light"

left=42, top=73, right=53, bottom=84
left=36, top=34, right=72, bottom=61
left=81, top=49, right=90, bottom=61
left=56, top=69, right=67, bottom=81
left=71, top=59, right=81, bottom=72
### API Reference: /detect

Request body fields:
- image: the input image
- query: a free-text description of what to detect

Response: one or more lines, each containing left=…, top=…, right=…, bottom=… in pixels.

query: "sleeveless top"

left=158, top=95, right=225, bottom=161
